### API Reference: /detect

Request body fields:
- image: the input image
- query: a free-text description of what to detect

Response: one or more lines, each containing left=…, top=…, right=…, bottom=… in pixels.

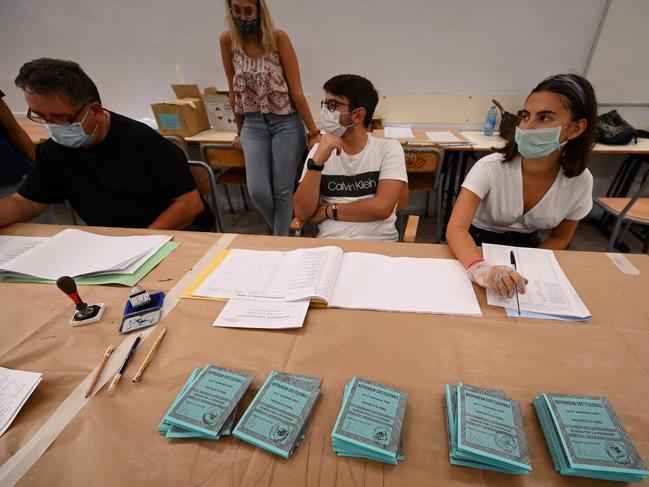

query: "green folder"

left=3, top=241, right=179, bottom=286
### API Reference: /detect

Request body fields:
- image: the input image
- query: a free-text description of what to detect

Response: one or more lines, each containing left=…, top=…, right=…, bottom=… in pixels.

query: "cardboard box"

left=202, top=87, right=237, bottom=131
left=151, top=84, right=210, bottom=137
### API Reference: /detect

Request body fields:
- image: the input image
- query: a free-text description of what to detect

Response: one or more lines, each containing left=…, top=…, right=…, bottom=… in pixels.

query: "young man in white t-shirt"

left=293, top=74, right=407, bottom=241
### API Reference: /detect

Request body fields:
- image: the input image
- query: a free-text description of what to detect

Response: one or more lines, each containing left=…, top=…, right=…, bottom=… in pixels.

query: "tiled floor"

left=1, top=180, right=646, bottom=254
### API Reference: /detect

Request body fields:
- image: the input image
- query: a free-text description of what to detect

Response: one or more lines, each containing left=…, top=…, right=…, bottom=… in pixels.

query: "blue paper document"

left=161, top=365, right=252, bottom=440
left=444, top=383, right=531, bottom=474
left=534, top=392, right=648, bottom=482
left=232, top=371, right=322, bottom=458
left=331, top=377, right=408, bottom=465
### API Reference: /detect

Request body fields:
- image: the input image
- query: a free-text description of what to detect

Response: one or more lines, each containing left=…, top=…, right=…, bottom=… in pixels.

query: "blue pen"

left=509, top=251, right=521, bottom=316
left=108, top=334, right=142, bottom=393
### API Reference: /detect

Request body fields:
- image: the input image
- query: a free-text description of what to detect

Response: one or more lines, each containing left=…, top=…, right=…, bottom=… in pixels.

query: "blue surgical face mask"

left=44, top=107, right=98, bottom=148
left=234, top=17, right=260, bottom=35
left=514, top=124, right=570, bottom=159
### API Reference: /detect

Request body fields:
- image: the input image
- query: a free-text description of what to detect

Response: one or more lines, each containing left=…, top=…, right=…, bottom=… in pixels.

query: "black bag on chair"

left=596, top=110, right=649, bottom=145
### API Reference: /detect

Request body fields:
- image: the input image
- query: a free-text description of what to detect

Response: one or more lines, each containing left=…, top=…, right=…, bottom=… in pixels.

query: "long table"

left=1, top=224, right=648, bottom=486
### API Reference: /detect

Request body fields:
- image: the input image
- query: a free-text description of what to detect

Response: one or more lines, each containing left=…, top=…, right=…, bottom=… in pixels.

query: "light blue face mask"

left=44, top=107, right=98, bottom=148
left=514, top=125, right=570, bottom=159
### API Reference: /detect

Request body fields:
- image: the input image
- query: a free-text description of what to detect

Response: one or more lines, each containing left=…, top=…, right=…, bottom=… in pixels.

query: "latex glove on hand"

left=467, top=263, right=528, bottom=298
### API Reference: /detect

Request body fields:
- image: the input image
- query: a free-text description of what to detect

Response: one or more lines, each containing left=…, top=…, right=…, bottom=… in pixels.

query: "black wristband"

left=306, top=158, right=324, bottom=171
left=332, top=203, right=339, bottom=221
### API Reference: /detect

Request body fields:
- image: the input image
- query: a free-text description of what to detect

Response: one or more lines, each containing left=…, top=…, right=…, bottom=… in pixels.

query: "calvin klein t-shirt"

left=302, top=135, right=407, bottom=241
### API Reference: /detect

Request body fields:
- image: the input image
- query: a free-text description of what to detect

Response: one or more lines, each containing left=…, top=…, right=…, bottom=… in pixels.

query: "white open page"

left=0, top=236, right=48, bottom=267
left=0, top=229, right=171, bottom=280
left=329, top=252, right=481, bottom=316
left=0, top=367, right=42, bottom=437
left=482, top=243, right=591, bottom=319
left=193, top=246, right=344, bottom=302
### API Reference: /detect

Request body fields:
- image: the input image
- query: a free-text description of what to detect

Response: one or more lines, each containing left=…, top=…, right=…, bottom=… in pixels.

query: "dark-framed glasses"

left=27, top=103, right=90, bottom=125
left=321, top=99, right=350, bottom=113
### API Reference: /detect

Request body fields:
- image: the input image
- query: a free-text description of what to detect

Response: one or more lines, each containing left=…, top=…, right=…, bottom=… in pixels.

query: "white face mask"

left=318, top=107, right=354, bottom=137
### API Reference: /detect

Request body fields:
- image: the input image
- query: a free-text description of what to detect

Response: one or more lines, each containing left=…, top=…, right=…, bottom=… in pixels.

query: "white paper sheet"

left=0, top=236, right=47, bottom=267
left=329, top=253, right=482, bottom=316
left=384, top=127, right=414, bottom=139
left=213, top=299, right=310, bottom=329
left=0, top=229, right=171, bottom=280
left=0, top=367, right=42, bottom=437
left=482, top=243, right=591, bottom=320
left=193, top=247, right=343, bottom=302
left=425, top=131, right=461, bottom=143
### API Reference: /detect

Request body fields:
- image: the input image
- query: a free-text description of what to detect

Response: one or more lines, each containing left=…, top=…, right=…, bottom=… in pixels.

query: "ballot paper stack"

left=233, top=371, right=322, bottom=458
left=0, top=230, right=176, bottom=286
left=444, top=383, right=532, bottom=475
left=534, top=392, right=649, bottom=483
left=331, top=377, right=408, bottom=465
left=159, top=365, right=252, bottom=440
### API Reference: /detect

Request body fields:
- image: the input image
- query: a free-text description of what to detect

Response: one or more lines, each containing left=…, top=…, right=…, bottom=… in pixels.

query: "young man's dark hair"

left=323, top=74, right=378, bottom=128
left=15, top=58, right=101, bottom=106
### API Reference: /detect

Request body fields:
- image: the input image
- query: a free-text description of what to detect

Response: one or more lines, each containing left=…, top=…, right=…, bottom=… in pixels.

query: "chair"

left=290, top=184, right=412, bottom=240
left=188, top=160, right=223, bottom=232
left=594, top=169, right=649, bottom=253
left=163, top=135, right=192, bottom=160
left=403, top=145, right=445, bottom=242
left=201, top=143, right=249, bottom=215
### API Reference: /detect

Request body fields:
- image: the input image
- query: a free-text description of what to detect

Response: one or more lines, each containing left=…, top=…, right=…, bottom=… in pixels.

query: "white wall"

left=0, top=0, right=609, bottom=118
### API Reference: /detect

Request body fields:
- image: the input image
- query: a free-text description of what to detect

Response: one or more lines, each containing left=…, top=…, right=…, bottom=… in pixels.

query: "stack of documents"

left=534, top=392, right=649, bottom=482
left=444, top=383, right=532, bottom=475
left=482, top=243, right=591, bottom=321
left=0, top=230, right=177, bottom=286
left=159, top=365, right=252, bottom=440
left=184, top=246, right=481, bottom=317
left=0, top=367, right=43, bottom=437
left=233, top=371, right=321, bottom=458
left=332, top=377, right=408, bottom=465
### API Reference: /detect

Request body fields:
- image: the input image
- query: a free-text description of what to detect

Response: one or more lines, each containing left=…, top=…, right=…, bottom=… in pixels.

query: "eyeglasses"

left=27, top=103, right=90, bottom=125
left=321, top=99, right=350, bottom=113
left=230, top=6, right=257, bottom=19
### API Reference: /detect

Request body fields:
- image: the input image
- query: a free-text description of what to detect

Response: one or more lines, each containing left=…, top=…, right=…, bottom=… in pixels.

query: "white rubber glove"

left=467, top=263, right=528, bottom=297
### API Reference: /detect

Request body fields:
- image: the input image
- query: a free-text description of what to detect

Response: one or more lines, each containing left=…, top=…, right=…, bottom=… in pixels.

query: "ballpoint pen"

left=510, top=250, right=521, bottom=316
left=107, top=334, right=142, bottom=393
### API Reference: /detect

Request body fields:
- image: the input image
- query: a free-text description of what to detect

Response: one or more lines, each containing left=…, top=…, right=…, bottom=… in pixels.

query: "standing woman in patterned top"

left=220, top=0, right=320, bottom=235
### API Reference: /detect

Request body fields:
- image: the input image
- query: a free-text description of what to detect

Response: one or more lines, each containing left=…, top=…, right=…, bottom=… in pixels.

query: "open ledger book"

left=482, top=243, right=591, bottom=321
left=183, top=246, right=481, bottom=316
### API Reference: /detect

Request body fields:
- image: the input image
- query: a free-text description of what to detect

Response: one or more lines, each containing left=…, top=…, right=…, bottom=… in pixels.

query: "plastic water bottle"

left=483, top=105, right=497, bottom=136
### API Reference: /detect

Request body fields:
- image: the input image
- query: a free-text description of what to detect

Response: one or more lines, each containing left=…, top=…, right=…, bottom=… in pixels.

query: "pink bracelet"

left=466, top=258, right=485, bottom=270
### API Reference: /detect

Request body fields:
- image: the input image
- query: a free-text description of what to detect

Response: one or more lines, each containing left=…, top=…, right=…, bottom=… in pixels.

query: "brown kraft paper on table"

left=5, top=232, right=649, bottom=486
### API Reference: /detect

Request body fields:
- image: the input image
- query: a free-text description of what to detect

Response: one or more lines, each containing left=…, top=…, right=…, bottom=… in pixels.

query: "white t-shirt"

left=301, top=135, right=408, bottom=241
left=461, top=152, right=593, bottom=233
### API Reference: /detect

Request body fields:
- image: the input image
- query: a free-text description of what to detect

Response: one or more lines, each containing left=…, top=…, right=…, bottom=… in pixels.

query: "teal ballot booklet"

left=534, top=392, right=649, bottom=483
left=160, top=365, right=252, bottom=440
left=331, top=377, right=408, bottom=465
left=233, top=371, right=322, bottom=458
left=444, top=383, right=532, bottom=475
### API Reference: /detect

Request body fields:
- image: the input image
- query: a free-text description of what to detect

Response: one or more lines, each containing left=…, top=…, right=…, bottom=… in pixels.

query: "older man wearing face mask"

left=293, top=74, right=407, bottom=242
left=0, top=58, right=214, bottom=231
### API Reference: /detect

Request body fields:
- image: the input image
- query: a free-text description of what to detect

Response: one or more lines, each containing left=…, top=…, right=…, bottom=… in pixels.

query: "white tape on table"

left=605, top=252, right=640, bottom=276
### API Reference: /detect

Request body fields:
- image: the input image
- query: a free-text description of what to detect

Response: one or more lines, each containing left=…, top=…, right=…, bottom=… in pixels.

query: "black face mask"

left=234, top=17, right=260, bottom=35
